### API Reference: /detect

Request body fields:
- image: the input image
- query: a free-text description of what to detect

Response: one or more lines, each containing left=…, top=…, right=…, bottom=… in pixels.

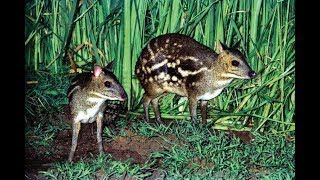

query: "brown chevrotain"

left=135, top=33, right=256, bottom=125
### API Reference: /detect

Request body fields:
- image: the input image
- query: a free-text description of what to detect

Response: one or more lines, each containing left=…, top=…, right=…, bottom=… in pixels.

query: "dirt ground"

left=25, top=114, right=178, bottom=179
left=25, top=108, right=255, bottom=179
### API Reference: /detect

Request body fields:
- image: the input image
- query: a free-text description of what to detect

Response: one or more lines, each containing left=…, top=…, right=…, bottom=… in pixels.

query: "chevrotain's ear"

left=93, top=66, right=103, bottom=77
left=219, top=41, right=228, bottom=52
left=105, top=60, right=114, bottom=71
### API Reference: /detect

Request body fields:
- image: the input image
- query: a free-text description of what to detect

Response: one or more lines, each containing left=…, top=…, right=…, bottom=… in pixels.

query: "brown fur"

left=135, top=33, right=256, bottom=125
left=67, top=63, right=127, bottom=161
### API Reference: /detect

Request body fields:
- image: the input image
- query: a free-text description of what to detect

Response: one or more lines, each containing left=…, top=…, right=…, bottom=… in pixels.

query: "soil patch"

left=25, top=117, right=175, bottom=178
left=105, top=128, right=176, bottom=164
left=226, top=130, right=255, bottom=144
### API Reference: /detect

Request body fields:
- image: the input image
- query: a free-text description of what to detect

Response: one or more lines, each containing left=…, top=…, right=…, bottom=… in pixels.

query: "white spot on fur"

left=184, top=56, right=199, bottom=61
left=177, top=67, right=208, bottom=77
left=151, top=59, right=168, bottom=70
left=142, top=66, right=146, bottom=73
left=146, top=67, right=151, bottom=74
left=142, top=58, right=147, bottom=64
left=158, top=72, right=165, bottom=79
left=164, top=74, right=171, bottom=81
left=166, top=39, right=170, bottom=43
left=171, top=76, right=178, bottom=81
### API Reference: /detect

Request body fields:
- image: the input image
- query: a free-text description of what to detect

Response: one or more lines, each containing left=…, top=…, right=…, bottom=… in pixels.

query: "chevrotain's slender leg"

left=96, top=114, right=104, bottom=154
left=188, top=97, right=198, bottom=124
left=142, top=93, right=152, bottom=122
left=200, top=100, right=208, bottom=125
left=68, top=122, right=81, bottom=162
left=151, top=96, right=163, bottom=123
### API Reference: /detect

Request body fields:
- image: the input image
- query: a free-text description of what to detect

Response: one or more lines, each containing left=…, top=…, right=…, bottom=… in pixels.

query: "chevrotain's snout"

left=248, top=70, right=257, bottom=78
left=110, top=87, right=127, bottom=101
left=120, top=91, right=128, bottom=101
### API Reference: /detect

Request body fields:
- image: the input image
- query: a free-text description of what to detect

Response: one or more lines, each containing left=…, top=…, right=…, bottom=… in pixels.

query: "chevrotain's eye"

left=231, top=60, right=239, bottom=67
left=104, top=81, right=112, bottom=87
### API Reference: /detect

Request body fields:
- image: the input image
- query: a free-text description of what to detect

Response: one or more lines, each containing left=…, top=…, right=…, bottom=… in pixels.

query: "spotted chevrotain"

left=135, top=33, right=256, bottom=125
left=67, top=62, right=127, bottom=162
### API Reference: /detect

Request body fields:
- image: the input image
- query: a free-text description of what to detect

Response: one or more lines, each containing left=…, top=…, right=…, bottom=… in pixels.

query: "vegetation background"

left=25, top=0, right=295, bottom=178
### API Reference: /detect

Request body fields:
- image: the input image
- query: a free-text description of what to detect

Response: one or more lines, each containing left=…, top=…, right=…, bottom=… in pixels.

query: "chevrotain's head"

left=89, top=62, right=127, bottom=101
left=217, top=41, right=256, bottom=79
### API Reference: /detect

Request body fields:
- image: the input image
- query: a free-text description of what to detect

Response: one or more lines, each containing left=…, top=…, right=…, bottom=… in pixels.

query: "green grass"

left=25, top=72, right=70, bottom=152
left=25, top=0, right=295, bottom=178
left=24, top=72, right=294, bottom=178
left=25, top=71, right=70, bottom=124
left=135, top=121, right=294, bottom=179
left=37, top=118, right=294, bottom=179
left=39, top=153, right=156, bottom=179
left=25, top=123, right=56, bottom=149
left=39, top=156, right=103, bottom=179
left=25, top=0, right=295, bottom=133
